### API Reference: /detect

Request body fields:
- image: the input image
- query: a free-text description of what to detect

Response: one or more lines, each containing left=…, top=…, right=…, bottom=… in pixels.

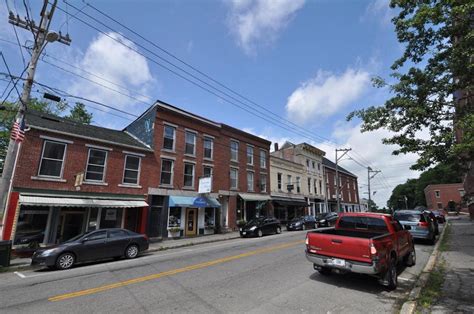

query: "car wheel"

left=125, top=244, right=139, bottom=259
left=429, top=235, right=436, bottom=245
left=385, top=258, right=398, bottom=290
left=257, top=229, right=263, bottom=237
left=56, top=252, right=75, bottom=270
left=276, top=226, right=282, bottom=234
left=318, top=267, right=332, bottom=275
left=405, top=248, right=416, bottom=267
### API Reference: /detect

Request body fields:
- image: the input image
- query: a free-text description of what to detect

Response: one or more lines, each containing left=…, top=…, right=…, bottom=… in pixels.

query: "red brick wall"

left=12, top=128, right=158, bottom=197
left=424, top=183, right=465, bottom=210
left=324, top=167, right=359, bottom=205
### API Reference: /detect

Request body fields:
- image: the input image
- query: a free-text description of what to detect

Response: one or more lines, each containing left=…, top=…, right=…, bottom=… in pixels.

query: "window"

left=260, top=150, right=266, bottom=168
left=88, top=230, right=107, bottom=241
left=287, top=175, right=292, bottom=192
left=326, top=174, right=329, bottom=184
left=437, top=202, right=443, bottom=209
left=260, top=174, right=267, bottom=192
left=459, top=189, right=465, bottom=197
left=205, top=208, right=215, bottom=227
left=353, top=181, right=356, bottom=190
left=317, top=163, right=321, bottom=171
left=163, top=125, right=176, bottom=150
left=185, top=131, right=196, bottom=155
left=334, top=175, right=337, bottom=186
left=168, top=207, right=181, bottom=227
left=296, top=177, right=301, bottom=193
left=306, top=159, right=310, bottom=168
left=203, top=137, right=213, bottom=159
left=319, top=181, right=322, bottom=195
left=312, top=161, right=315, bottom=169
left=230, top=140, right=239, bottom=161
left=203, top=166, right=212, bottom=177
left=307, top=178, right=311, bottom=194
left=160, top=159, right=173, bottom=185
left=109, top=230, right=128, bottom=238
left=183, top=163, right=194, bottom=187
left=277, top=173, right=282, bottom=190
left=123, top=155, right=140, bottom=185
left=435, top=190, right=440, bottom=198
left=38, top=140, right=66, bottom=177
left=314, top=179, right=318, bottom=194
left=247, top=171, right=254, bottom=191
left=349, top=191, right=352, bottom=202
left=85, top=149, right=107, bottom=182
left=347, top=180, right=350, bottom=189
left=247, top=145, right=254, bottom=165
left=230, top=168, right=238, bottom=189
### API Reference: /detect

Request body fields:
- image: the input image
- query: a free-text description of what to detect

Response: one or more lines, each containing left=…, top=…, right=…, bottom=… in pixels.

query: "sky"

left=0, top=0, right=422, bottom=207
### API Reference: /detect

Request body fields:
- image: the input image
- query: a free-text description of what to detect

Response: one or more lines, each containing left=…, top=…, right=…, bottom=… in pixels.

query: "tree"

left=348, top=1, right=473, bottom=171
left=368, top=199, right=378, bottom=212
left=66, top=103, right=92, bottom=124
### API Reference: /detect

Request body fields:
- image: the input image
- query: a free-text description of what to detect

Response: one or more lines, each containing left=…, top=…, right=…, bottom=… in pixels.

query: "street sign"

left=198, top=176, right=212, bottom=194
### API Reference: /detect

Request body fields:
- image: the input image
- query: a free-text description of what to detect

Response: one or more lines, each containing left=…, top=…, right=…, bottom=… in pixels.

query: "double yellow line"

left=49, top=239, right=304, bottom=302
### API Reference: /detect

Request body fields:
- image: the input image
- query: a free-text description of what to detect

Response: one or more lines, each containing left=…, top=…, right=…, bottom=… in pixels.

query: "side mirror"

left=81, top=237, right=89, bottom=243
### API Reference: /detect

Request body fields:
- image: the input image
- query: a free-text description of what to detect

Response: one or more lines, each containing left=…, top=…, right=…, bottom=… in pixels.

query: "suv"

left=394, top=210, right=436, bottom=244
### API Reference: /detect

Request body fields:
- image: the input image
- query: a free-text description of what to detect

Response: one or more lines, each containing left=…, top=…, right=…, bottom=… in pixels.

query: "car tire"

left=318, top=267, right=332, bottom=275
left=257, top=229, right=263, bottom=237
left=56, top=252, right=75, bottom=270
left=404, top=248, right=416, bottom=267
left=385, top=258, right=398, bottom=290
left=429, top=235, right=436, bottom=245
left=125, top=244, right=139, bottom=259
left=276, top=226, right=282, bottom=234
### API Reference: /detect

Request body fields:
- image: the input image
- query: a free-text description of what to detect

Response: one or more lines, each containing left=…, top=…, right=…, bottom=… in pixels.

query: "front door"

left=185, top=208, right=197, bottom=236
left=58, top=212, right=85, bottom=243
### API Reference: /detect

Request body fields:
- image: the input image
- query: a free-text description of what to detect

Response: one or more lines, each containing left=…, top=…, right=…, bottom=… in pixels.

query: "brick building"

left=424, top=183, right=466, bottom=211
left=125, top=101, right=271, bottom=239
left=2, top=110, right=156, bottom=245
left=322, top=157, right=360, bottom=212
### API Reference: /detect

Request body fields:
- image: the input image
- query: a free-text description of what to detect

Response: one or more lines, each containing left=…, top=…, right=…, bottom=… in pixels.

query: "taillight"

left=370, top=244, right=377, bottom=255
left=418, top=221, right=429, bottom=228
left=305, top=235, right=309, bottom=246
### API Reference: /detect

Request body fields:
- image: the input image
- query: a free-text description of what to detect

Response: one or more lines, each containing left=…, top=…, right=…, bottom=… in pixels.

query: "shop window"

left=260, top=174, right=267, bottom=192
left=247, top=145, right=254, bottom=165
left=260, top=150, right=266, bottom=168
left=100, top=208, right=123, bottom=229
left=204, top=137, right=213, bottom=159
left=123, top=155, right=141, bottom=185
left=185, top=131, right=196, bottom=155
left=205, top=208, right=215, bottom=228
left=247, top=171, right=254, bottom=191
left=14, top=206, right=49, bottom=247
left=203, top=166, right=212, bottom=177
left=88, top=208, right=99, bottom=232
left=85, top=148, right=107, bottom=182
left=230, top=140, right=239, bottom=161
left=160, top=159, right=173, bottom=185
left=38, top=140, right=66, bottom=177
left=168, top=207, right=181, bottom=227
left=163, top=124, right=175, bottom=150
left=184, top=163, right=195, bottom=187
left=230, top=168, right=238, bottom=189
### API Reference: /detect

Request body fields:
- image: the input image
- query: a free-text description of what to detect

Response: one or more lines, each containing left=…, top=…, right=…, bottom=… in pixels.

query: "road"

left=0, top=229, right=439, bottom=313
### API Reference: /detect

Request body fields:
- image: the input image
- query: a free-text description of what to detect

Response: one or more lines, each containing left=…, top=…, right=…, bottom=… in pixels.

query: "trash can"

left=0, top=240, right=12, bottom=267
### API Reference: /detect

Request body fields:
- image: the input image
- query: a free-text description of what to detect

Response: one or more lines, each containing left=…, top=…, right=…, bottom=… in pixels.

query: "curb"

left=147, top=234, right=242, bottom=253
left=400, top=221, right=449, bottom=314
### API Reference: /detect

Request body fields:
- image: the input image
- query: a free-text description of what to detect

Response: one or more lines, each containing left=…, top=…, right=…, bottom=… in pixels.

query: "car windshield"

left=247, top=218, right=264, bottom=225
left=291, top=217, right=302, bottom=222
left=394, top=213, right=423, bottom=222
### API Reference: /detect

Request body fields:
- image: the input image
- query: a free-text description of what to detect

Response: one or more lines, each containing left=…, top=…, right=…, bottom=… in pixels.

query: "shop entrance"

left=58, top=211, right=86, bottom=242
left=185, top=208, right=197, bottom=236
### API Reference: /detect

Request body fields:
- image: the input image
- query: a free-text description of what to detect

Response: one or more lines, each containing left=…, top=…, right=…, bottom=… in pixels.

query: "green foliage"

left=367, top=199, right=378, bottom=212
left=66, top=103, right=92, bottom=125
left=348, top=1, right=474, bottom=171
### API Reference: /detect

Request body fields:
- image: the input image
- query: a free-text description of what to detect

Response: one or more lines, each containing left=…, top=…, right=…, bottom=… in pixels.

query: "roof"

left=322, top=157, right=357, bottom=177
left=26, top=110, right=151, bottom=151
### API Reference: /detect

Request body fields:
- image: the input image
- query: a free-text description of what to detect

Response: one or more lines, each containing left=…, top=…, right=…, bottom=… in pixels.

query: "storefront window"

left=99, top=208, right=123, bottom=229
left=88, top=208, right=99, bottom=232
left=168, top=207, right=181, bottom=227
left=205, top=208, right=215, bottom=228
left=14, top=206, right=48, bottom=247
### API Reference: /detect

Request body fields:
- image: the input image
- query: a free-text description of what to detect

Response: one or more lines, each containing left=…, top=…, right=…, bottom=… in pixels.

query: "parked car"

left=14, top=231, right=45, bottom=246
left=287, top=216, right=317, bottom=231
left=240, top=217, right=281, bottom=237
left=423, top=210, right=440, bottom=235
left=394, top=210, right=437, bottom=244
left=315, top=212, right=338, bottom=227
left=431, top=210, right=446, bottom=224
left=306, top=212, right=416, bottom=290
left=31, top=228, right=149, bottom=270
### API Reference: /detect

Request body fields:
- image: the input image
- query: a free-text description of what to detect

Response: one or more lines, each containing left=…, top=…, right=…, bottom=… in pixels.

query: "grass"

left=439, top=222, right=451, bottom=252
left=417, top=260, right=446, bottom=310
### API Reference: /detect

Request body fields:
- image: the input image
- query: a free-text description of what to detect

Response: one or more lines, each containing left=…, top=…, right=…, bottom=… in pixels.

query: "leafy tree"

left=348, top=1, right=473, bottom=171
left=388, top=179, right=418, bottom=209
left=66, top=103, right=92, bottom=124
left=367, top=199, right=379, bottom=212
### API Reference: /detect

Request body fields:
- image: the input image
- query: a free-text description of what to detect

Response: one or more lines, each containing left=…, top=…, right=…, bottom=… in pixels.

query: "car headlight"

left=320, top=219, right=326, bottom=223
left=40, top=248, right=59, bottom=256
left=249, top=226, right=257, bottom=231
left=295, top=222, right=301, bottom=225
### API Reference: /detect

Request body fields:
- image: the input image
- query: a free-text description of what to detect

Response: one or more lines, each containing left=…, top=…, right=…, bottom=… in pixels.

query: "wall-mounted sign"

left=105, top=209, right=117, bottom=221
left=193, top=197, right=208, bottom=208
left=198, top=176, right=212, bottom=194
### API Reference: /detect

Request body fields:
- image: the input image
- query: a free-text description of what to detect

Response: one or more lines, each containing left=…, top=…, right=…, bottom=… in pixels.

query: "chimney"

left=274, top=142, right=279, bottom=151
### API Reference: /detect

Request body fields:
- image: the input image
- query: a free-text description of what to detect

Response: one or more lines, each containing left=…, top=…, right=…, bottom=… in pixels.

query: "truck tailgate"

left=307, top=232, right=372, bottom=263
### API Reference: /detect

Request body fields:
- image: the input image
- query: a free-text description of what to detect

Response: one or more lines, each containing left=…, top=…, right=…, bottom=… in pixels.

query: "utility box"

left=0, top=240, right=12, bottom=267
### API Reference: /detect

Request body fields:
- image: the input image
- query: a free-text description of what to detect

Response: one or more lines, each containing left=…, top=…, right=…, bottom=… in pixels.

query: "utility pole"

left=335, top=148, right=351, bottom=213
left=0, top=0, right=71, bottom=239
left=367, top=167, right=381, bottom=212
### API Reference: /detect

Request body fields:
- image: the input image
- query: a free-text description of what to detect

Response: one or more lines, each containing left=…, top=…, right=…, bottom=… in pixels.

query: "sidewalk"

left=4, top=231, right=241, bottom=270
left=431, top=216, right=474, bottom=313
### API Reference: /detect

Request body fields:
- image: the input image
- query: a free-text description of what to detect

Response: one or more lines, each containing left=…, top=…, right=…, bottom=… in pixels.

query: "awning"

left=168, top=196, right=221, bottom=208
left=272, top=196, right=308, bottom=207
left=19, top=195, right=148, bottom=208
left=238, top=193, right=272, bottom=202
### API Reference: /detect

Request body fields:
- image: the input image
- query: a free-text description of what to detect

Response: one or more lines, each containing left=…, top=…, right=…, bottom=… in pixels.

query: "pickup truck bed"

left=309, top=228, right=388, bottom=239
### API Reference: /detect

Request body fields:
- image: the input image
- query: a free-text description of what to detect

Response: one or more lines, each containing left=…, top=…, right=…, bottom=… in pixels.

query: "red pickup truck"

left=305, top=212, right=416, bottom=289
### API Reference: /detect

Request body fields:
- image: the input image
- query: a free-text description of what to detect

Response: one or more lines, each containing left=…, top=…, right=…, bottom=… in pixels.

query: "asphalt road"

left=0, top=228, right=440, bottom=313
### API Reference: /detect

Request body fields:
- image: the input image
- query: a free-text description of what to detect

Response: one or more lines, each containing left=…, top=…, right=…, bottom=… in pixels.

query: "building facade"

left=424, top=183, right=466, bottom=211
left=322, top=158, right=360, bottom=212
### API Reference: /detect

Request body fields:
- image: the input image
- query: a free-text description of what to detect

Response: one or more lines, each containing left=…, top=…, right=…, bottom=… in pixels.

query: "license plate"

left=331, top=258, right=346, bottom=267
left=242, top=232, right=246, bottom=235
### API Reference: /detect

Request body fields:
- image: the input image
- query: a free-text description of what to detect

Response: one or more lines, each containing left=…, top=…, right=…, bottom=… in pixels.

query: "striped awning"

left=19, top=195, right=148, bottom=208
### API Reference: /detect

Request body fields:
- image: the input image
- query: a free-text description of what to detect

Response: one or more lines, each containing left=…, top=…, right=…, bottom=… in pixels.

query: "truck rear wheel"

left=318, top=266, right=332, bottom=276
left=385, top=258, right=398, bottom=290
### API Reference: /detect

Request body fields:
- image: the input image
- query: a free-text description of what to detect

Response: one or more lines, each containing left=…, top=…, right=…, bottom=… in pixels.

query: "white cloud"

left=226, top=0, right=305, bottom=55
left=67, top=32, right=155, bottom=114
left=361, top=0, right=394, bottom=26
left=286, top=68, right=370, bottom=124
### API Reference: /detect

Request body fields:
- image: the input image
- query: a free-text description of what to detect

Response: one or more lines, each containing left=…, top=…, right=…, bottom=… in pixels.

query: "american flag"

left=10, top=117, right=26, bottom=142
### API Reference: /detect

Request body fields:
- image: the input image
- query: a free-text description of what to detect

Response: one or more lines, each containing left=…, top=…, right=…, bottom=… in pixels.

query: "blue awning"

left=168, top=196, right=221, bottom=208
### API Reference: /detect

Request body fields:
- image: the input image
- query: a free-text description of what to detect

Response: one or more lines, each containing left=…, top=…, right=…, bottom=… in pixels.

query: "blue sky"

left=0, top=0, right=422, bottom=207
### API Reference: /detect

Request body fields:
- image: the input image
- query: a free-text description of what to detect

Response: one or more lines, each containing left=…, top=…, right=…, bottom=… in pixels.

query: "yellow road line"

left=49, top=239, right=304, bottom=302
